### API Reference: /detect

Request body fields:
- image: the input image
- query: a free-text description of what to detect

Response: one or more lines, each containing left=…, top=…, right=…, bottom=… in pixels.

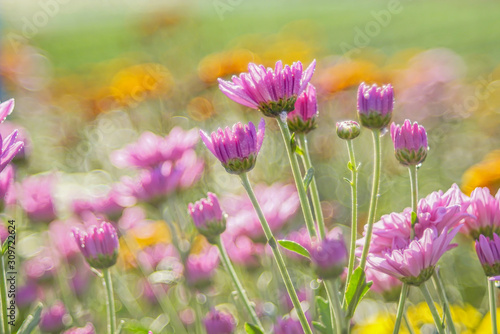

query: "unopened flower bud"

left=188, top=193, right=226, bottom=244
left=390, top=120, right=428, bottom=166
left=336, top=120, right=361, bottom=140
left=310, top=235, right=347, bottom=279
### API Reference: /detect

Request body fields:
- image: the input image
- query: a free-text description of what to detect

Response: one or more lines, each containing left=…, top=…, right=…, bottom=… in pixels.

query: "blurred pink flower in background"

left=274, top=313, right=312, bottom=334
left=16, top=281, right=40, bottom=309
left=62, top=323, right=96, bottom=334
left=49, top=219, right=81, bottom=259
left=365, top=267, right=402, bottom=295
left=222, top=183, right=299, bottom=241
left=19, top=173, right=57, bottom=223
left=185, top=246, right=219, bottom=288
left=72, top=183, right=135, bottom=218
left=221, top=233, right=265, bottom=267
left=110, top=127, right=198, bottom=169
left=203, top=309, right=236, bottom=334
left=39, top=301, right=68, bottom=333
left=24, top=252, right=59, bottom=282
left=0, top=164, right=16, bottom=208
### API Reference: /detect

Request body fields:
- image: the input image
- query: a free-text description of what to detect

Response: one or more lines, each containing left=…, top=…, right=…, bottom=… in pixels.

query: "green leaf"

left=17, top=303, right=43, bottom=334
left=315, top=296, right=335, bottom=334
left=245, top=322, right=264, bottom=334
left=1, top=233, right=13, bottom=256
left=312, top=321, right=328, bottom=333
left=303, top=167, right=314, bottom=191
left=411, top=211, right=418, bottom=226
left=278, top=240, right=311, bottom=259
left=343, top=177, right=351, bottom=184
left=347, top=161, right=354, bottom=171
left=345, top=267, right=371, bottom=318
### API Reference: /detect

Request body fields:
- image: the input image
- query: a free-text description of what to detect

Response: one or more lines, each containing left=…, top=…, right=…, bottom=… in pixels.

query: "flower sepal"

left=258, top=96, right=297, bottom=118
left=287, top=115, right=317, bottom=134
left=222, top=155, right=257, bottom=175
left=400, top=266, right=435, bottom=286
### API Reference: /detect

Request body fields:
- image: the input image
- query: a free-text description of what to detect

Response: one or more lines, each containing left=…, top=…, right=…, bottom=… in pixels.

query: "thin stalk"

left=215, top=237, right=263, bottom=330
left=240, top=173, right=313, bottom=334
left=403, top=312, right=416, bottom=334
left=276, top=114, right=317, bottom=238
left=432, top=272, right=457, bottom=334
left=326, top=280, right=346, bottom=334
left=393, top=283, right=409, bottom=334
left=194, top=295, right=204, bottom=334
left=103, top=268, right=117, bottom=334
left=409, top=165, right=418, bottom=240
left=0, top=255, right=10, bottom=334
left=344, top=139, right=359, bottom=289
left=297, top=133, right=326, bottom=239
left=419, top=284, right=445, bottom=334
left=358, top=130, right=382, bottom=270
left=489, top=279, right=498, bottom=334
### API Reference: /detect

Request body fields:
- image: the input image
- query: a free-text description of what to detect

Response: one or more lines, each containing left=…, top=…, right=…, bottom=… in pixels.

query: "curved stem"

left=419, top=284, right=445, bottom=334
left=0, top=255, right=10, bottom=334
left=359, top=130, right=382, bottom=270
left=103, top=268, right=117, bottom=334
left=409, top=165, right=418, bottom=240
left=393, top=283, right=409, bottom=334
left=276, top=115, right=317, bottom=238
left=215, top=237, right=264, bottom=330
left=489, top=279, right=498, bottom=334
left=345, top=139, right=359, bottom=289
left=403, top=312, right=416, bottom=334
left=297, top=133, right=326, bottom=239
left=432, top=272, right=457, bottom=334
left=326, top=280, right=346, bottom=334
left=240, top=173, right=313, bottom=334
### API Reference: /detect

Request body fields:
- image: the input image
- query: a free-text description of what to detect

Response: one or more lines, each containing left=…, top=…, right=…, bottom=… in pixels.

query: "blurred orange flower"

left=198, top=49, right=258, bottom=84
left=462, top=150, right=500, bottom=196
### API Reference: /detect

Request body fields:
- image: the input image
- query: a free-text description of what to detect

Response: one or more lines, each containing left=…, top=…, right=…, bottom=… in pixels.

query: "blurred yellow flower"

left=110, top=63, right=173, bottom=107
left=462, top=150, right=500, bottom=196
left=353, top=303, right=481, bottom=334
left=475, top=309, right=500, bottom=334
left=119, top=220, right=171, bottom=269
left=198, top=49, right=259, bottom=84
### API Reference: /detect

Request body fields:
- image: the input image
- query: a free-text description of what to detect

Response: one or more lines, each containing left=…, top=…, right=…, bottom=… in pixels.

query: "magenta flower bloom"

left=0, top=121, right=31, bottom=161
left=0, top=99, right=24, bottom=171
left=19, top=173, right=57, bottom=223
left=62, top=323, right=96, bottom=334
left=336, top=120, right=361, bottom=140
left=203, top=309, right=236, bottom=334
left=464, top=187, right=500, bottom=239
left=122, top=150, right=204, bottom=202
left=189, top=192, right=226, bottom=243
left=357, top=82, right=394, bottom=130
left=310, top=233, right=347, bottom=279
left=218, top=60, right=316, bottom=118
left=390, top=119, right=428, bottom=166
left=222, top=183, right=299, bottom=241
left=16, top=281, right=39, bottom=309
left=221, top=233, right=264, bottom=267
left=39, top=301, right=67, bottom=333
left=475, top=233, right=500, bottom=277
left=72, top=221, right=119, bottom=269
left=72, top=183, right=135, bottom=219
left=274, top=313, right=312, bottom=334
left=287, top=84, right=318, bottom=133
left=368, top=226, right=461, bottom=285
left=200, top=119, right=265, bottom=174
left=110, top=127, right=199, bottom=169
left=185, top=246, right=219, bottom=288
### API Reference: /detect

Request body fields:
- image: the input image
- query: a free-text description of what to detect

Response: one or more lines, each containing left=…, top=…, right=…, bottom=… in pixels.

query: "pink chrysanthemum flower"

left=200, top=119, right=265, bottom=175
left=367, top=226, right=461, bottom=286
left=463, top=187, right=500, bottom=240
left=475, top=233, right=500, bottom=277
left=39, top=301, right=67, bottom=333
left=72, top=221, right=119, bottom=269
left=189, top=192, right=226, bottom=244
left=203, top=309, right=236, bottom=334
left=0, top=99, right=24, bottom=172
left=19, top=173, right=57, bottom=223
left=357, top=83, right=394, bottom=130
left=185, top=246, right=219, bottom=288
left=110, top=127, right=198, bottom=169
left=0, top=164, right=15, bottom=209
left=287, top=84, right=318, bottom=133
left=218, top=60, right=316, bottom=118
left=274, top=313, right=312, bottom=334
left=390, top=120, right=428, bottom=166
left=310, top=233, right=348, bottom=279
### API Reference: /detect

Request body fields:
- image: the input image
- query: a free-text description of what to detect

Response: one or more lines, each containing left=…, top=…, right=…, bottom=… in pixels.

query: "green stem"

left=403, top=312, right=416, bottom=334
left=194, top=295, right=204, bottom=334
left=0, top=255, right=10, bottom=334
left=215, top=237, right=264, bottom=331
left=359, top=130, right=382, bottom=270
left=393, top=283, right=409, bottom=334
left=409, top=165, right=418, bottom=240
left=240, top=173, right=313, bottom=334
left=103, top=268, right=117, bottom=334
left=297, top=133, right=326, bottom=239
left=432, top=272, right=457, bottom=334
left=489, top=279, right=498, bottom=334
left=419, top=284, right=445, bottom=334
left=326, top=280, right=346, bottom=334
left=276, top=115, right=317, bottom=238
left=345, top=139, right=359, bottom=289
